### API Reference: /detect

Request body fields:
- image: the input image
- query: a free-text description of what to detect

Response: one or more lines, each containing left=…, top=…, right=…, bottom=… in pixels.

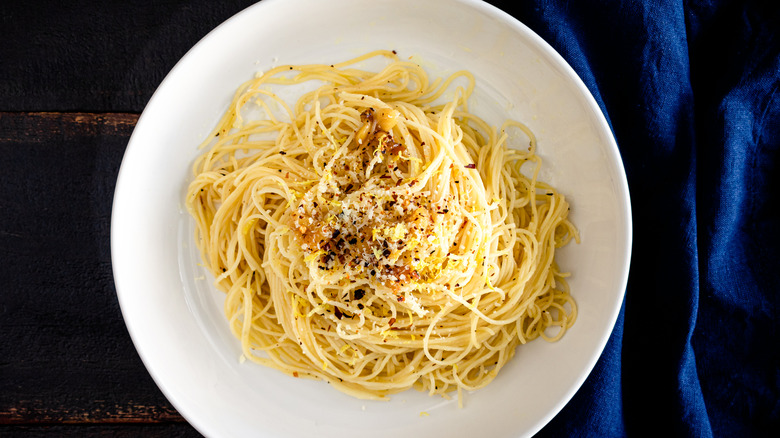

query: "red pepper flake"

left=388, top=317, right=396, bottom=326
left=293, top=371, right=299, bottom=378
left=465, top=163, right=476, bottom=169
left=397, top=296, right=405, bottom=302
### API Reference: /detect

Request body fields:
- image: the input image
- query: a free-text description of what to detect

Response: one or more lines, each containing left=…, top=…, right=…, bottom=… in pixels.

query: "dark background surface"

left=1, top=0, right=778, bottom=436
left=2, top=2, right=253, bottom=435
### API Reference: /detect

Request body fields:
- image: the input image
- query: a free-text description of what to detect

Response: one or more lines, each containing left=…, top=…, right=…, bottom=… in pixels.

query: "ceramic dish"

left=111, top=0, right=631, bottom=436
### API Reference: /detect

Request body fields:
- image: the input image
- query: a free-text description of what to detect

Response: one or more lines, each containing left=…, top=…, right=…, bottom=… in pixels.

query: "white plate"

left=111, top=0, right=631, bottom=437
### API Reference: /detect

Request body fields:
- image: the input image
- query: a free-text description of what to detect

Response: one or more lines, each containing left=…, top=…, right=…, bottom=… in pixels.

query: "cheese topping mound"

left=291, top=108, right=466, bottom=289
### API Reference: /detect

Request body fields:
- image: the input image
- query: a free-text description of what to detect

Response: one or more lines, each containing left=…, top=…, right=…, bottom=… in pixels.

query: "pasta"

left=186, top=50, right=579, bottom=404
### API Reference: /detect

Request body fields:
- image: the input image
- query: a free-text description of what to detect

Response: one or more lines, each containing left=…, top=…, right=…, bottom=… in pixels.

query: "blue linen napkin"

left=497, top=1, right=780, bottom=436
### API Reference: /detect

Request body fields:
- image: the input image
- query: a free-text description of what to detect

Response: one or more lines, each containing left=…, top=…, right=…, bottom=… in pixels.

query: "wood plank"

left=0, top=113, right=139, bottom=143
left=0, top=112, right=193, bottom=431
left=1, top=403, right=182, bottom=425
left=1, top=424, right=201, bottom=437
left=0, top=1, right=255, bottom=112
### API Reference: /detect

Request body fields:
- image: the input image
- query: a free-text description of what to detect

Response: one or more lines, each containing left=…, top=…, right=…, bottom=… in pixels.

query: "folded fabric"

left=493, top=1, right=780, bottom=436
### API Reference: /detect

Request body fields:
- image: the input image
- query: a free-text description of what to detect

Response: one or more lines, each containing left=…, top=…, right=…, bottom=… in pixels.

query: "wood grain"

left=2, top=402, right=182, bottom=424
left=0, top=0, right=255, bottom=113
left=0, top=112, right=139, bottom=143
left=0, top=112, right=196, bottom=434
left=2, top=424, right=201, bottom=437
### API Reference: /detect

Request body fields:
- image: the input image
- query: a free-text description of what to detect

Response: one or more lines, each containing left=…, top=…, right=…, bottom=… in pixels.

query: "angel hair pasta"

left=186, top=50, right=579, bottom=405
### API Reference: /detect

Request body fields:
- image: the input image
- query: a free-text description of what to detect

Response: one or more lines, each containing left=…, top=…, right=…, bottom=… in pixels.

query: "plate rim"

left=111, top=0, right=632, bottom=436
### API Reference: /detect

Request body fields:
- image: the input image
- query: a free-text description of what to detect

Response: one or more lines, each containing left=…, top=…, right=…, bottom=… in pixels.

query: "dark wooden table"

left=0, top=2, right=262, bottom=435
